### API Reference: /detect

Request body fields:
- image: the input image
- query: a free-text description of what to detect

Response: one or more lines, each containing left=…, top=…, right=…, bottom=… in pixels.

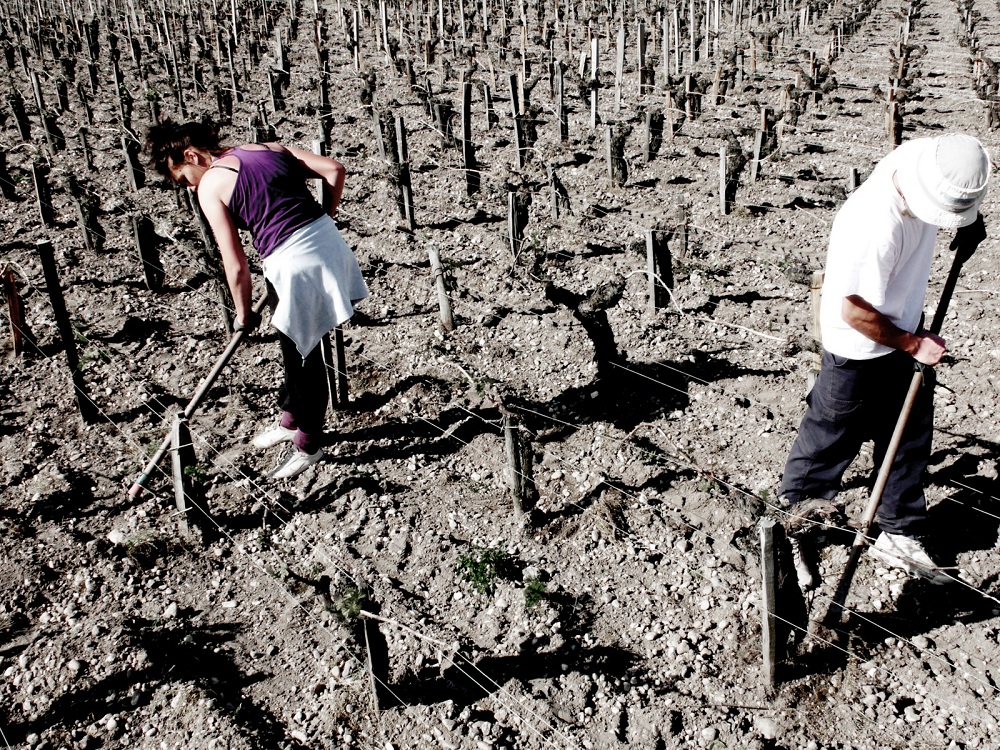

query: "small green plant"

left=524, top=578, right=546, bottom=610
left=697, top=476, right=723, bottom=495
left=71, top=322, right=110, bottom=371
left=329, top=587, right=365, bottom=621
left=455, top=544, right=511, bottom=596
left=183, top=463, right=210, bottom=485
left=78, top=347, right=110, bottom=370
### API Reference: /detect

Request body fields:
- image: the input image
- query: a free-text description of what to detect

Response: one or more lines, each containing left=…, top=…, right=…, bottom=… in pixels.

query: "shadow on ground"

left=3, top=617, right=300, bottom=747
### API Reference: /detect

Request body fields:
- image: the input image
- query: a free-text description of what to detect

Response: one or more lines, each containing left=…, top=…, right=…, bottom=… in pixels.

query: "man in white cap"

left=779, top=133, right=990, bottom=588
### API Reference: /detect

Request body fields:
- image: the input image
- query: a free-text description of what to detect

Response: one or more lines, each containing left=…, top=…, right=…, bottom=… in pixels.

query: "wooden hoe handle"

left=127, top=294, right=268, bottom=500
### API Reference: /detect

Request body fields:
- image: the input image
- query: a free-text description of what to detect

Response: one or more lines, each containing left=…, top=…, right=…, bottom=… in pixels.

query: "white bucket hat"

left=895, top=134, right=991, bottom=228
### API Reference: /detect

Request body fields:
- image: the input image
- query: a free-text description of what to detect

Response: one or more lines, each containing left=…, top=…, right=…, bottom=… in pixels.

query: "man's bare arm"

left=841, top=295, right=945, bottom=365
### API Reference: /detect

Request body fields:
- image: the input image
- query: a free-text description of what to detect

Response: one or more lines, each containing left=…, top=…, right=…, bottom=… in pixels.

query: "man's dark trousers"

left=779, top=349, right=934, bottom=537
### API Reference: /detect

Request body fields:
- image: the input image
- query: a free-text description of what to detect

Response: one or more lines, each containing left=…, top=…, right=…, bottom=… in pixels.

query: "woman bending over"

left=146, top=119, right=368, bottom=479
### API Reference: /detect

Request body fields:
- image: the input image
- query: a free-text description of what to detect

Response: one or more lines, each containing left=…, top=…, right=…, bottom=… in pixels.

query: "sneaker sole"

left=268, top=450, right=325, bottom=480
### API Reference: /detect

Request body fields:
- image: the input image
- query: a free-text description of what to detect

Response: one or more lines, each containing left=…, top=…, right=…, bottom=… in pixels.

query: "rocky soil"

left=2, top=0, right=1000, bottom=747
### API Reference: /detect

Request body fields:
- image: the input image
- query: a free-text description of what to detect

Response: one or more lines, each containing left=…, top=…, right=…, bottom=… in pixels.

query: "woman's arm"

left=197, top=172, right=253, bottom=325
left=282, top=144, right=347, bottom=217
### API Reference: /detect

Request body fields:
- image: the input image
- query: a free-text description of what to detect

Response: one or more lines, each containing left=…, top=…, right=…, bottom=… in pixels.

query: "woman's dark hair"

left=145, top=118, right=226, bottom=177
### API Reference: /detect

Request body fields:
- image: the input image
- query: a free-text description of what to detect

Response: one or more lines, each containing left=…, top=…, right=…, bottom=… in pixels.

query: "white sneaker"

left=268, top=447, right=324, bottom=479
left=788, top=535, right=818, bottom=591
left=868, top=532, right=951, bottom=585
left=253, top=421, right=297, bottom=449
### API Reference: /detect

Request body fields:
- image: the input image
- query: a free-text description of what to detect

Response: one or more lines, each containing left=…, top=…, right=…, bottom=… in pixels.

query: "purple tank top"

left=224, top=146, right=325, bottom=258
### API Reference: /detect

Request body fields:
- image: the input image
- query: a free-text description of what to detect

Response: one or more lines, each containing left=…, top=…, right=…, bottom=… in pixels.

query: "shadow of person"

left=3, top=617, right=292, bottom=747
left=850, top=570, right=1000, bottom=650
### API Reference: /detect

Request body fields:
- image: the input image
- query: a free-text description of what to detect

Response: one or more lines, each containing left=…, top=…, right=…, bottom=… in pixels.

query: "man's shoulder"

left=832, top=189, right=902, bottom=249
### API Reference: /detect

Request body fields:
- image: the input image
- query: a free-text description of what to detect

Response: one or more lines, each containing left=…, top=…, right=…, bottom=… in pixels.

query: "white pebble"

left=755, top=717, right=778, bottom=739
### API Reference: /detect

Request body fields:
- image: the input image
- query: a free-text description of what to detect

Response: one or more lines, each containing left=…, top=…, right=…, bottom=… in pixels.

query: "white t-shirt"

left=820, top=141, right=939, bottom=360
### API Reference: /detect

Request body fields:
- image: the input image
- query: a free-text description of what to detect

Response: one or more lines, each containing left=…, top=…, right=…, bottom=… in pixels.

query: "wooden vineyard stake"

left=31, top=71, right=63, bottom=153
left=507, top=191, right=530, bottom=261
left=888, top=101, right=903, bottom=147
left=718, top=144, right=728, bottom=215
left=122, top=135, right=145, bottom=192
left=2, top=265, right=30, bottom=356
left=759, top=517, right=779, bottom=694
left=662, top=10, right=671, bottom=82
left=133, top=215, right=165, bottom=292
left=546, top=164, right=570, bottom=219
left=665, top=91, right=676, bottom=140
left=111, top=57, right=134, bottom=133
left=710, top=64, right=722, bottom=107
left=192, top=200, right=236, bottom=336
left=460, top=76, right=479, bottom=194
left=688, top=0, right=696, bottom=65
left=675, top=205, right=688, bottom=259
left=646, top=228, right=673, bottom=313
left=8, top=90, right=31, bottom=141
left=614, top=22, right=625, bottom=111
left=808, top=270, right=824, bottom=391
left=606, top=125, right=627, bottom=186
left=170, top=414, right=200, bottom=537
left=56, top=71, right=71, bottom=103
left=684, top=74, right=695, bottom=121
left=517, top=69, right=528, bottom=119
left=353, top=9, right=364, bottom=71
left=848, top=167, right=859, bottom=191
left=312, top=139, right=337, bottom=214
left=0, top=148, right=17, bottom=200
left=509, top=73, right=525, bottom=167
left=67, top=173, right=103, bottom=254
left=590, top=36, right=599, bottom=128
left=547, top=40, right=555, bottom=99
left=363, top=620, right=391, bottom=713
left=637, top=18, right=650, bottom=95
left=378, top=0, right=392, bottom=55
left=31, top=161, right=55, bottom=228
left=503, top=411, right=537, bottom=522
left=427, top=244, right=454, bottom=331
left=36, top=240, right=97, bottom=423
left=321, top=328, right=349, bottom=407
left=555, top=61, right=567, bottom=141
left=749, top=129, right=764, bottom=182
left=371, top=109, right=388, bottom=160
left=334, top=327, right=349, bottom=405
left=277, top=27, right=290, bottom=77
left=484, top=83, right=498, bottom=130
left=642, top=110, right=663, bottom=163
left=395, top=115, right=416, bottom=230
left=268, top=69, right=285, bottom=111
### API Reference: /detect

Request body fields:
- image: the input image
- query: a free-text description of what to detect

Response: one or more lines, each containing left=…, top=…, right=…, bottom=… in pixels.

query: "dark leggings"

left=268, top=280, right=328, bottom=453
left=779, top=349, right=934, bottom=536
left=276, top=330, right=327, bottom=453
